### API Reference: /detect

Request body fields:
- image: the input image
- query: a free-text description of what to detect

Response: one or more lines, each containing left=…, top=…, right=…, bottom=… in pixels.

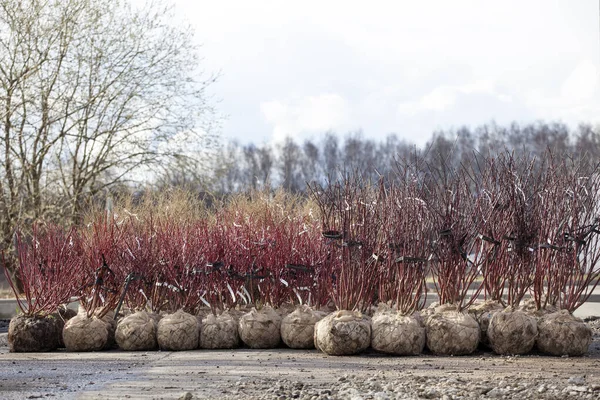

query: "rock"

left=485, top=388, right=504, bottom=398
left=568, top=376, right=586, bottom=385
left=564, top=385, right=589, bottom=393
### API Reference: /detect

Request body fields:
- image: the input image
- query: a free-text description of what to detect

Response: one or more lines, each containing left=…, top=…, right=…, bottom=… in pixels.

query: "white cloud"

left=260, top=94, right=353, bottom=142
left=398, top=80, right=510, bottom=115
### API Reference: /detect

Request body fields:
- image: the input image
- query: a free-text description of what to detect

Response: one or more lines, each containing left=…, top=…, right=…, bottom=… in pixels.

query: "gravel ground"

left=0, top=318, right=599, bottom=399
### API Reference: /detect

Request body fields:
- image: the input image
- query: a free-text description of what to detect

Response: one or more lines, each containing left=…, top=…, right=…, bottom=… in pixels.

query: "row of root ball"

left=7, top=299, right=592, bottom=356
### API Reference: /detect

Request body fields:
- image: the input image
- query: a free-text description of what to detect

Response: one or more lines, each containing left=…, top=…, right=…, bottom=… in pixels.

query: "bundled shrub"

left=309, top=175, right=380, bottom=355
left=370, top=161, right=429, bottom=355
left=481, top=153, right=542, bottom=355
left=419, top=156, right=486, bottom=355
left=4, top=226, right=83, bottom=352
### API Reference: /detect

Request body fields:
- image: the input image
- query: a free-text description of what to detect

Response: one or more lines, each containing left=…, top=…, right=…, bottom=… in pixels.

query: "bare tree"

left=0, top=0, right=217, bottom=281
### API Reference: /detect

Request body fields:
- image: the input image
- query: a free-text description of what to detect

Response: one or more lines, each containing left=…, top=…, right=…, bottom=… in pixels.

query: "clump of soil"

left=536, top=310, right=592, bottom=356
left=371, top=308, right=425, bottom=355
left=63, top=312, right=108, bottom=351
left=314, top=310, right=371, bottom=356
left=280, top=305, right=324, bottom=349
left=425, top=307, right=480, bottom=356
left=200, top=311, right=240, bottom=349
left=8, top=314, right=60, bottom=352
left=487, top=307, right=537, bottom=355
left=238, top=306, right=282, bottom=349
left=115, top=311, right=158, bottom=351
left=157, top=309, right=199, bottom=351
left=518, top=298, right=559, bottom=319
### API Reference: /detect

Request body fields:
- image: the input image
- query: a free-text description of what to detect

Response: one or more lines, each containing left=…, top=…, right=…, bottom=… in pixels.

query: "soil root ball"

left=8, top=314, right=60, bottom=352
left=280, top=305, right=324, bottom=349
left=536, top=310, right=592, bottom=356
left=201, top=311, right=240, bottom=349
left=425, top=309, right=480, bottom=356
left=487, top=308, right=537, bottom=355
left=97, top=309, right=117, bottom=350
left=371, top=310, right=425, bottom=355
left=314, top=310, right=371, bottom=356
left=115, top=311, right=158, bottom=351
left=51, top=306, right=77, bottom=349
left=238, top=306, right=282, bottom=349
left=63, top=313, right=108, bottom=351
left=468, top=300, right=504, bottom=348
left=157, top=309, right=199, bottom=351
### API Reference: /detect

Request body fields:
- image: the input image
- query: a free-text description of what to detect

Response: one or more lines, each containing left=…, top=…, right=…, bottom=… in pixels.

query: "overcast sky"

left=173, top=0, right=600, bottom=146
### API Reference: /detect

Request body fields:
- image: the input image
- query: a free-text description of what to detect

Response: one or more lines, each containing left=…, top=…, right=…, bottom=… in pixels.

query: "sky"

left=173, top=0, right=600, bottom=147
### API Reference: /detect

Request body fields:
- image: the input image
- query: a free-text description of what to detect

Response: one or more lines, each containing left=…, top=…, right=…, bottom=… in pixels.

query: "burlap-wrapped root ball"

left=115, top=311, right=158, bottom=351
left=371, top=310, right=425, bottom=355
left=425, top=309, right=480, bottom=355
left=468, top=300, right=504, bottom=348
left=63, top=312, right=109, bottom=351
left=536, top=310, right=592, bottom=356
left=238, top=306, right=282, bottom=349
left=314, top=310, right=371, bottom=356
left=280, top=305, right=324, bottom=349
left=97, top=309, right=117, bottom=350
left=201, top=311, right=240, bottom=349
left=157, top=310, right=199, bottom=351
left=487, top=308, right=537, bottom=355
left=8, top=314, right=61, bottom=352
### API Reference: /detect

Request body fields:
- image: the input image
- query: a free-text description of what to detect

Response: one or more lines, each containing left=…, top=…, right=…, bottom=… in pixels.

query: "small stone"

left=373, top=392, right=389, bottom=400
left=421, top=390, right=439, bottom=399
left=178, top=393, right=193, bottom=400
left=564, top=385, right=589, bottom=393
left=537, top=384, right=546, bottom=393
left=486, top=388, right=503, bottom=398
left=568, top=376, right=586, bottom=385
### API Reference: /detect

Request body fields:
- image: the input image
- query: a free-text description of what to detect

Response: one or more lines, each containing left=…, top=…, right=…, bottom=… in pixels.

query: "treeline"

left=202, top=121, right=600, bottom=194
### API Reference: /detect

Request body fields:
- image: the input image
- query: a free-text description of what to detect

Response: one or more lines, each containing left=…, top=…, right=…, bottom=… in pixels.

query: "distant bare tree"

left=278, top=137, right=303, bottom=193
left=321, top=132, right=340, bottom=179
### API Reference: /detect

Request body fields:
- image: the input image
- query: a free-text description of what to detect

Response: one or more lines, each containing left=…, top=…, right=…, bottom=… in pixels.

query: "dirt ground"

left=0, top=319, right=599, bottom=400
